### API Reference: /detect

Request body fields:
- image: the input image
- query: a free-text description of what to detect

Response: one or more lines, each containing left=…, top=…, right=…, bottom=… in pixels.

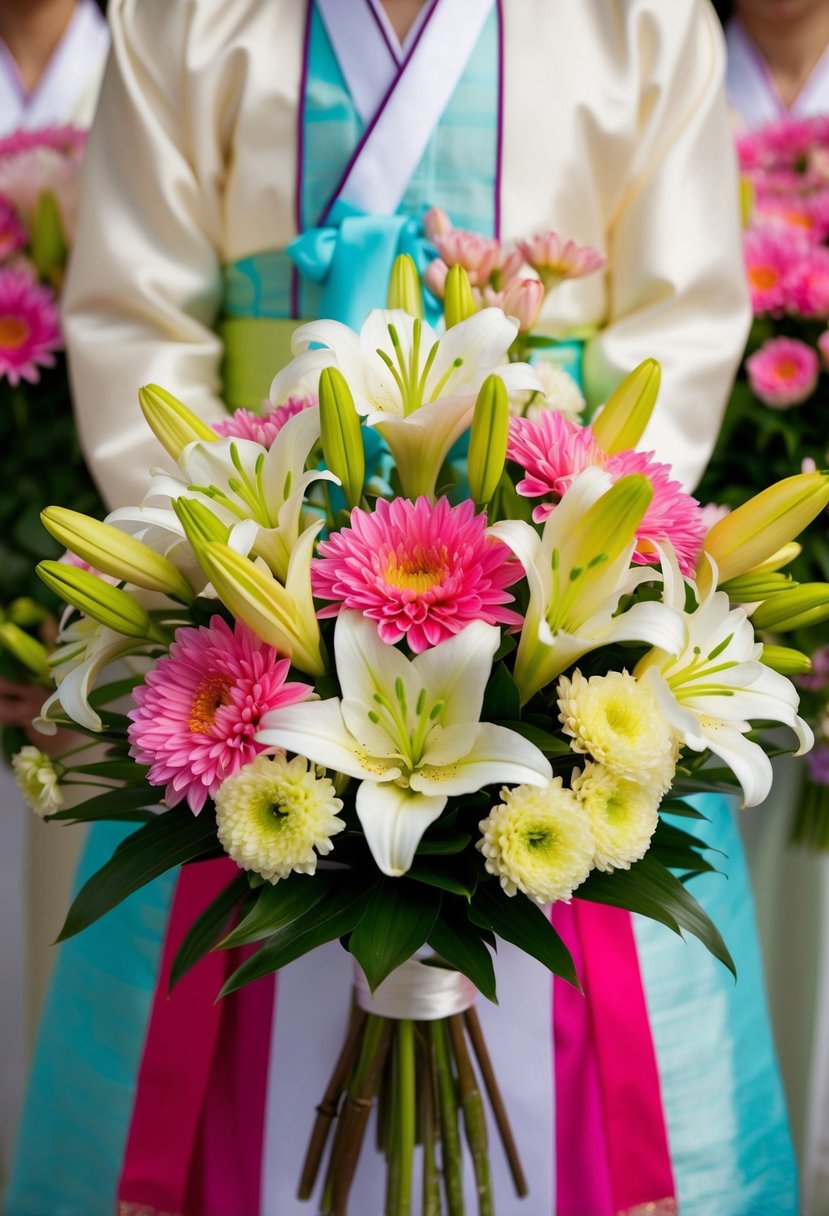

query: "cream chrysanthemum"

left=477, top=777, right=595, bottom=904
left=557, top=669, right=676, bottom=789
left=573, top=761, right=662, bottom=872
left=215, top=753, right=345, bottom=883
left=12, top=745, right=62, bottom=816
left=510, top=362, right=586, bottom=423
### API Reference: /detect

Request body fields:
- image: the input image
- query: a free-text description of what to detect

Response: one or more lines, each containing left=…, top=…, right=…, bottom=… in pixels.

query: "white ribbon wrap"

left=354, top=958, right=476, bottom=1021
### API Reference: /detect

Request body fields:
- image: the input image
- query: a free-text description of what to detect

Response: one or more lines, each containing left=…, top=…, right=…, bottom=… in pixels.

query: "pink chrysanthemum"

left=507, top=411, right=607, bottom=518
left=743, top=228, right=798, bottom=314
left=605, top=449, right=707, bottom=575
left=784, top=244, right=829, bottom=318
left=0, top=126, right=85, bottom=159
left=212, top=395, right=315, bottom=448
left=312, top=496, right=522, bottom=652
left=753, top=192, right=829, bottom=244
left=745, top=336, right=819, bottom=408
left=516, top=230, right=606, bottom=286
left=0, top=197, right=26, bottom=258
left=127, top=616, right=310, bottom=813
left=0, top=267, right=60, bottom=385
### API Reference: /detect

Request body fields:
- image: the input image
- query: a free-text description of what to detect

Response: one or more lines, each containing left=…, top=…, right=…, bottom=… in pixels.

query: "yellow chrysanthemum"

left=557, top=669, right=676, bottom=788
left=477, top=777, right=594, bottom=904
left=12, top=745, right=62, bottom=816
left=572, top=761, right=662, bottom=872
left=215, top=753, right=345, bottom=883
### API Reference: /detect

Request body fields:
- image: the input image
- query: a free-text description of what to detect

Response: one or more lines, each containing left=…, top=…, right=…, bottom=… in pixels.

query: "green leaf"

left=170, top=873, right=250, bottom=990
left=428, top=904, right=497, bottom=1002
left=415, top=830, right=472, bottom=855
left=578, top=855, right=736, bottom=977
left=469, top=884, right=578, bottom=988
left=407, top=857, right=477, bottom=898
left=219, top=874, right=375, bottom=997
left=88, top=675, right=143, bottom=708
left=46, top=785, right=158, bottom=823
left=65, top=760, right=151, bottom=783
left=658, top=799, right=708, bottom=821
left=350, top=880, right=441, bottom=991
left=219, top=870, right=339, bottom=949
left=481, top=662, right=520, bottom=721
left=497, top=720, right=572, bottom=755
left=57, top=808, right=219, bottom=941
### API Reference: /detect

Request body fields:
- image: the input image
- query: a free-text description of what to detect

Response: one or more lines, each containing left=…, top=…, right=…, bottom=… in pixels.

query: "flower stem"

left=463, top=1008, right=527, bottom=1197
left=326, top=1014, right=393, bottom=1215
left=420, top=1029, right=441, bottom=1216
left=447, top=1016, right=493, bottom=1216
left=392, top=1020, right=416, bottom=1216
left=429, top=1019, right=465, bottom=1216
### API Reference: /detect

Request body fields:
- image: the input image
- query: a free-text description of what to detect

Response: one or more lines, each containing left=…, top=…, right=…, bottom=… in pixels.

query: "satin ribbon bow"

left=287, top=200, right=438, bottom=328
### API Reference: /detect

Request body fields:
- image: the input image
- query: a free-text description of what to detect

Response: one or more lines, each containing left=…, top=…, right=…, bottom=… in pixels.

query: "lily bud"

left=0, top=623, right=50, bottom=680
left=563, top=474, right=653, bottom=612
left=468, top=374, right=509, bottom=505
left=761, top=644, right=813, bottom=677
left=37, top=561, right=168, bottom=643
left=30, top=190, right=67, bottom=287
left=443, top=264, right=476, bottom=328
left=752, top=583, right=829, bottom=632
left=699, top=471, right=829, bottom=590
left=740, top=176, right=755, bottom=229
left=720, top=571, right=796, bottom=603
left=318, top=367, right=364, bottom=510
left=138, top=384, right=218, bottom=461
left=172, top=497, right=230, bottom=553
left=386, top=253, right=423, bottom=318
left=41, top=507, right=194, bottom=604
left=745, top=542, right=802, bottom=574
left=590, top=359, right=661, bottom=455
left=7, top=598, right=50, bottom=629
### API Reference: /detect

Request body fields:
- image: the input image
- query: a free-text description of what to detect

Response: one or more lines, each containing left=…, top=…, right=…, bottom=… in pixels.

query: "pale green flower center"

left=366, top=676, right=447, bottom=778
left=189, top=442, right=278, bottom=528
left=376, top=319, right=463, bottom=416
left=664, top=637, right=739, bottom=703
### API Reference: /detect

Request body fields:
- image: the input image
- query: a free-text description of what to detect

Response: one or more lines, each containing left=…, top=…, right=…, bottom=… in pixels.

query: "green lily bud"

left=37, top=561, right=168, bottom=643
left=30, top=190, right=67, bottom=287
left=41, top=507, right=194, bottom=604
left=7, top=598, right=50, bottom=629
left=138, top=384, right=219, bottom=462
left=468, top=374, right=509, bottom=506
left=443, top=265, right=476, bottom=328
left=387, top=253, right=423, bottom=318
left=720, top=571, right=797, bottom=603
left=172, top=497, right=230, bottom=554
left=740, top=176, right=755, bottom=229
left=318, top=367, right=365, bottom=510
left=752, top=583, right=829, bottom=632
left=590, top=359, right=661, bottom=455
left=0, top=623, right=50, bottom=680
left=761, top=645, right=812, bottom=677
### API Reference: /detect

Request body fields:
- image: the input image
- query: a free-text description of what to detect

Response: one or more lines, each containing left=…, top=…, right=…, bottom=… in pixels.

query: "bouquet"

left=0, top=126, right=103, bottom=756
left=698, top=113, right=829, bottom=846
left=23, top=240, right=827, bottom=1214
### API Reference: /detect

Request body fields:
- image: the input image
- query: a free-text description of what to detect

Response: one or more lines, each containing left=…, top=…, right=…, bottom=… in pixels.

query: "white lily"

left=257, top=612, right=552, bottom=877
left=635, top=589, right=813, bottom=806
left=271, top=308, right=541, bottom=498
left=491, top=467, right=686, bottom=703
left=37, top=616, right=152, bottom=734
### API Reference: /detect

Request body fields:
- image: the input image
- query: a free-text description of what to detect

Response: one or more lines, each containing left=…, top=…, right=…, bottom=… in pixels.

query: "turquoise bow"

left=287, top=200, right=438, bottom=328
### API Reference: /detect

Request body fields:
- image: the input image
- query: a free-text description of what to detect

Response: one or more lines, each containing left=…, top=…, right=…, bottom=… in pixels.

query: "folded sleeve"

left=63, top=0, right=228, bottom=510
left=583, top=0, right=750, bottom=493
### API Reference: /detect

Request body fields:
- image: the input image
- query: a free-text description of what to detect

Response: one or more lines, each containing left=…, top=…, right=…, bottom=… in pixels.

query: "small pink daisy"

left=212, top=395, right=315, bottom=448
left=516, top=230, right=606, bottom=288
left=0, top=267, right=60, bottom=385
left=742, top=228, right=798, bottom=315
left=433, top=230, right=501, bottom=286
left=312, top=496, right=522, bottom=652
left=605, top=449, right=707, bottom=575
left=127, top=616, right=311, bottom=813
left=745, top=336, right=820, bottom=408
left=0, top=197, right=26, bottom=258
left=507, top=411, right=608, bottom=519
left=784, top=244, right=829, bottom=318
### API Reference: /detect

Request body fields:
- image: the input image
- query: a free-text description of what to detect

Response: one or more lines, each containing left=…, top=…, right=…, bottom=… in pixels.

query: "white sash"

left=323, top=0, right=496, bottom=219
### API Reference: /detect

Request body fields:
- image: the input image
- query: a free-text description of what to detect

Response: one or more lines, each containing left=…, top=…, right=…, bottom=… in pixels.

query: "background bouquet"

left=698, top=113, right=829, bottom=846
left=23, top=248, right=828, bottom=1214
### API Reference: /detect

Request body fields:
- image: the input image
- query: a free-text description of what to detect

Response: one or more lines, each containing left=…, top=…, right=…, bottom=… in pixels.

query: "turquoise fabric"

left=5, top=824, right=176, bottom=1216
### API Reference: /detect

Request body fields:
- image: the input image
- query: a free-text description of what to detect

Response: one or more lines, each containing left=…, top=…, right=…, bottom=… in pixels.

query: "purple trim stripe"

left=364, top=0, right=401, bottom=67
left=292, top=0, right=314, bottom=318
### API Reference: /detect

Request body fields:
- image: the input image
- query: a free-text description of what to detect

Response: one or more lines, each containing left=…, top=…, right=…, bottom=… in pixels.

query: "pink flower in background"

left=746, top=336, right=819, bottom=408
left=743, top=228, right=797, bottom=314
left=487, top=277, right=545, bottom=332
left=128, top=616, right=310, bottom=814
left=0, top=197, right=26, bottom=258
left=423, top=257, right=449, bottom=299
left=516, top=230, right=606, bottom=288
left=423, top=206, right=452, bottom=240
left=312, top=496, right=522, bottom=652
left=806, top=743, right=829, bottom=786
left=0, top=126, right=85, bottom=159
left=0, top=266, right=60, bottom=385
left=508, top=411, right=607, bottom=518
left=784, top=243, right=829, bottom=317
left=699, top=502, right=731, bottom=531
left=817, top=329, right=829, bottom=370
left=212, top=395, right=315, bottom=448
left=753, top=192, right=829, bottom=243
left=433, top=230, right=501, bottom=285
left=605, top=448, right=707, bottom=576
left=760, top=116, right=824, bottom=165
left=0, top=145, right=80, bottom=238
left=798, top=645, right=829, bottom=691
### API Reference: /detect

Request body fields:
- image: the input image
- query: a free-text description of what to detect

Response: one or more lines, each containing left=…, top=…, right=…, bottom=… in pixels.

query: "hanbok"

left=7, top=4, right=796, bottom=1214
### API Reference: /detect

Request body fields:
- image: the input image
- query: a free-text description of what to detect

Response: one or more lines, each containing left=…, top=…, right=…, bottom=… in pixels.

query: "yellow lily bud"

left=0, top=623, right=50, bottom=680
left=740, top=175, right=755, bottom=229
left=7, top=598, right=50, bottom=628
left=41, top=507, right=194, bottom=604
left=30, top=190, right=67, bottom=288
left=318, top=367, right=364, bottom=510
left=468, top=374, right=509, bottom=506
left=745, top=542, right=802, bottom=575
left=590, top=359, right=661, bottom=455
left=761, top=645, right=812, bottom=677
left=719, top=571, right=796, bottom=603
left=138, top=384, right=218, bottom=462
left=386, top=253, right=423, bottom=318
left=172, top=498, right=230, bottom=552
left=752, top=583, right=829, bottom=632
left=699, top=472, right=829, bottom=591
left=444, top=265, right=476, bottom=328
left=37, top=561, right=169, bottom=643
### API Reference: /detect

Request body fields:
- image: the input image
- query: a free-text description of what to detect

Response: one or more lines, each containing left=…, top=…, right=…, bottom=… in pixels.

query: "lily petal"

left=356, top=780, right=447, bottom=876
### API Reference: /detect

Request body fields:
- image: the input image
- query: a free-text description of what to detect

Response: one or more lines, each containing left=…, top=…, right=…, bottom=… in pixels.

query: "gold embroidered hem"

left=618, top=1200, right=678, bottom=1216
left=118, top=1203, right=181, bottom=1216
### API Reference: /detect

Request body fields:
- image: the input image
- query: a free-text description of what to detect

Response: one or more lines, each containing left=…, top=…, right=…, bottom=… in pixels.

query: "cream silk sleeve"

left=582, top=0, right=750, bottom=493
left=63, top=0, right=228, bottom=510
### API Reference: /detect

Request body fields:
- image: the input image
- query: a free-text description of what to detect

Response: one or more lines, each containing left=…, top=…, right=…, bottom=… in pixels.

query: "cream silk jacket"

left=64, top=0, right=750, bottom=508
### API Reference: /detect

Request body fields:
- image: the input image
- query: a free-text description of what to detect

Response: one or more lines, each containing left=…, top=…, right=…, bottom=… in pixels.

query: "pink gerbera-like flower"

left=743, top=228, right=798, bottom=314
left=312, top=496, right=522, bottom=652
left=0, top=267, right=60, bottom=385
left=507, top=411, right=608, bottom=518
left=212, top=395, right=315, bottom=448
left=745, top=336, right=820, bottom=408
left=784, top=243, right=829, bottom=318
left=605, top=449, right=707, bottom=575
left=0, top=197, right=26, bottom=258
left=433, top=229, right=501, bottom=286
left=0, top=126, right=85, bottom=159
left=516, top=230, right=606, bottom=288
left=128, top=616, right=311, bottom=813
